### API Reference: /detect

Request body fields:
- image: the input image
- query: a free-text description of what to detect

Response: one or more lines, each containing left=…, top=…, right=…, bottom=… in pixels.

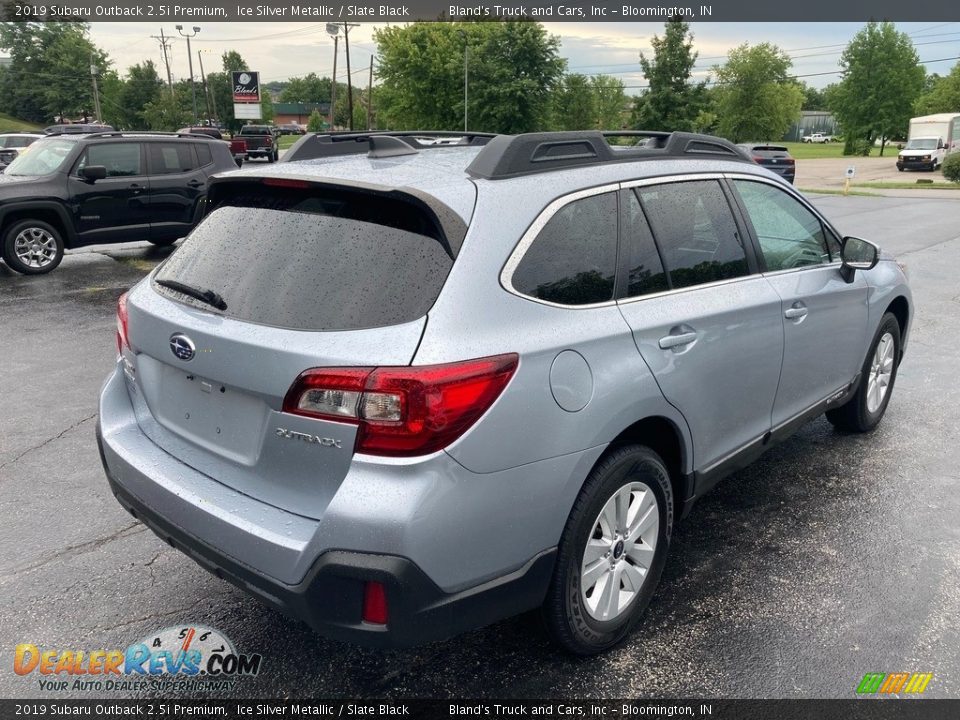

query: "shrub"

left=306, top=109, right=325, bottom=133
left=942, top=153, right=960, bottom=183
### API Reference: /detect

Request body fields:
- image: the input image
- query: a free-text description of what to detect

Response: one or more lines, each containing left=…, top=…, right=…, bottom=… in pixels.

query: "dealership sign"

left=232, top=71, right=260, bottom=103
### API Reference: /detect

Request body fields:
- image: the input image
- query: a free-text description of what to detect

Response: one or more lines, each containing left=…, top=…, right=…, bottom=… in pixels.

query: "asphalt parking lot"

left=1, top=191, right=959, bottom=700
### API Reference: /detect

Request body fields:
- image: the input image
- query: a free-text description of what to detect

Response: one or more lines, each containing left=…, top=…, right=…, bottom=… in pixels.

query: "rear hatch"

left=748, top=145, right=795, bottom=177
left=123, top=177, right=463, bottom=519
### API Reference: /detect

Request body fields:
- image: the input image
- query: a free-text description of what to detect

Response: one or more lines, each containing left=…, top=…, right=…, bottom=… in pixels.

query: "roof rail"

left=466, top=131, right=751, bottom=180
left=282, top=130, right=495, bottom=163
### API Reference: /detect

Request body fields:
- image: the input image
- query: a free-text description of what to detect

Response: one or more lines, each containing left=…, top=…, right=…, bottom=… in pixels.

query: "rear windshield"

left=153, top=185, right=454, bottom=331
left=240, top=127, right=271, bottom=135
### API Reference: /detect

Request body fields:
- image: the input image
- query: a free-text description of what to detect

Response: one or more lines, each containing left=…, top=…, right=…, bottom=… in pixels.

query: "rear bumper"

left=96, top=367, right=569, bottom=646
left=100, top=439, right=554, bottom=647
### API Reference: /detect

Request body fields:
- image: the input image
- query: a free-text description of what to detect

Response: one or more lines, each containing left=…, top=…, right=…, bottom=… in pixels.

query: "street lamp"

left=175, top=25, right=201, bottom=125
left=326, top=24, right=339, bottom=131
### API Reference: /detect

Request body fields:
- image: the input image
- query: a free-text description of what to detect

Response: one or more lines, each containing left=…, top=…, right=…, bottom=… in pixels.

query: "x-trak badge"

left=275, top=428, right=342, bottom=448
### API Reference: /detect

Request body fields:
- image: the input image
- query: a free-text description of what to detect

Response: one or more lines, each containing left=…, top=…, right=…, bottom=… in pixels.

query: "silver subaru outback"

left=97, top=131, right=912, bottom=655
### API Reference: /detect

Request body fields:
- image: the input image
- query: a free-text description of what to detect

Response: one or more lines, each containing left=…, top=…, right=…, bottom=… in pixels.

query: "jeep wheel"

left=542, top=445, right=672, bottom=655
left=827, top=312, right=901, bottom=433
left=2, top=220, right=64, bottom=275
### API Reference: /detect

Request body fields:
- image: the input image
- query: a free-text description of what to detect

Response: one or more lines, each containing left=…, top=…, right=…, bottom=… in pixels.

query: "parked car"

left=44, top=123, right=115, bottom=135
left=896, top=136, right=946, bottom=172
left=277, top=123, right=306, bottom=135
left=98, top=130, right=911, bottom=655
left=0, top=132, right=237, bottom=274
left=177, top=127, right=246, bottom=167
left=801, top=132, right=834, bottom=143
left=0, top=132, right=44, bottom=171
left=237, top=124, right=279, bottom=162
left=737, top=143, right=796, bottom=184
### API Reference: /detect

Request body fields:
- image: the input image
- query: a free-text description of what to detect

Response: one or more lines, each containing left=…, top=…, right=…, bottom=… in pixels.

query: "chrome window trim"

left=500, top=171, right=846, bottom=310
left=616, top=273, right=766, bottom=306
left=499, top=182, right=621, bottom=310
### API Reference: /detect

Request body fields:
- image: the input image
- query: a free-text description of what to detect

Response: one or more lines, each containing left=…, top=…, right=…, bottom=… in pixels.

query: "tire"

left=2, top=219, right=64, bottom=275
left=148, top=238, right=177, bottom=247
left=267, top=151, right=276, bottom=164
left=542, top=445, right=673, bottom=655
left=897, top=166, right=904, bottom=172
left=826, top=312, right=901, bottom=433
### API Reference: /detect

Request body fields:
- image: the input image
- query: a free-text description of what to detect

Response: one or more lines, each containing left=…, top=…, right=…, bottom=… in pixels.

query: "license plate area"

left=150, top=364, right=269, bottom=465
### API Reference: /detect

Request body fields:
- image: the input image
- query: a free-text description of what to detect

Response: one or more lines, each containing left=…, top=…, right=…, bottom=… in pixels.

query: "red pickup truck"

left=178, top=126, right=246, bottom=167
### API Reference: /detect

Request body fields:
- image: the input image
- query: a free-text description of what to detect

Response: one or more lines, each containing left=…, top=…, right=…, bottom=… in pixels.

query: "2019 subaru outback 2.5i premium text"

left=97, top=130, right=912, bottom=654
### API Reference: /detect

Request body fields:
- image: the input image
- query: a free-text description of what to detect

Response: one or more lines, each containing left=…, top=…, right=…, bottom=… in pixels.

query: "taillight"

left=116, top=291, right=129, bottom=355
left=282, top=354, right=519, bottom=457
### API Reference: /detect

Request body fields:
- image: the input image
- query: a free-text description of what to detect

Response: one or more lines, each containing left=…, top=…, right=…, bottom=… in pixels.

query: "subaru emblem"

left=169, top=333, right=196, bottom=362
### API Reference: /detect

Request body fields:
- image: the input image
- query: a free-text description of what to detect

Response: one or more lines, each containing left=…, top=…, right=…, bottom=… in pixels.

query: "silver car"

left=97, top=131, right=912, bottom=655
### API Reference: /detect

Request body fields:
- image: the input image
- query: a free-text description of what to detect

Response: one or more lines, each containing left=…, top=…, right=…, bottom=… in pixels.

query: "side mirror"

left=81, top=165, right=107, bottom=181
left=840, top=236, right=879, bottom=282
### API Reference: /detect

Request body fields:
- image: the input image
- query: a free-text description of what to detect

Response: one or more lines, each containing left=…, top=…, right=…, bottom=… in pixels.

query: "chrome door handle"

left=784, top=306, right=808, bottom=320
left=659, top=331, right=698, bottom=349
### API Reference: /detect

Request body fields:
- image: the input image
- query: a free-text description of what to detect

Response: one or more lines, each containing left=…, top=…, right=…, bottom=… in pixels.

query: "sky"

left=87, top=21, right=960, bottom=92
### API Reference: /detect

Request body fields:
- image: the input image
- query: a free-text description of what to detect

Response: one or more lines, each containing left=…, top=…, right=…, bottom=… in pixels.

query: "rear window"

left=240, top=127, right=271, bottom=135
left=154, top=185, right=454, bottom=331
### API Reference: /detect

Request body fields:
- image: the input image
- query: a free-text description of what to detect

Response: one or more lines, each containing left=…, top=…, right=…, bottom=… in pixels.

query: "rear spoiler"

left=206, top=174, right=467, bottom=259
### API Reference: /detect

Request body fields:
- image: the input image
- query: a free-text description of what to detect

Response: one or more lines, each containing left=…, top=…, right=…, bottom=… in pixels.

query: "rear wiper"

left=155, top=279, right=228, bottom=311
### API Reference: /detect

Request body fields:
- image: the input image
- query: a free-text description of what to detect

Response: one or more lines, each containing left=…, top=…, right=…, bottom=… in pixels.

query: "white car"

left=802, top=132, right=834, bottom=143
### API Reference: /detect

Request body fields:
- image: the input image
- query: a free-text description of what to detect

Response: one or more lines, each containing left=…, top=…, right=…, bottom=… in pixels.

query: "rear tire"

left=542, top=445, right=673, bottom=655
left=2, top=219, right=64, bottom=275
left=826, top=312, right=901, bottom=433
left=148, top=238, right=177, bottom=247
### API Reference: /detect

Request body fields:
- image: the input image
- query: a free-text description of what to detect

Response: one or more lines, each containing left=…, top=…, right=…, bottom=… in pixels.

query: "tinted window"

left=154, top=186, right=454, bottom=331
left=149, top=143, right=194, bottom=174
left=733, top=180, right=830, bottom=271
left=512, top=192, right=618, bottom=306
left=623, top=190, right=668, bottom=297
left=637, top=180, right=748, bottom=289
left=78, top=143, right=141, bottom=177
left=194, top=143, right=212, bottom=166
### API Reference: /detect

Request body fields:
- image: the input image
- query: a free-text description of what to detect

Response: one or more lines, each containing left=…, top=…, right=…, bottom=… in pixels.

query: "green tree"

left=799, top=82, right=827, bottom=111
left=829, top=22, right=924, bottom=155
left=306, top=108, right=326, bottom=132
left=117, top=61, right=162, bottom=129
left=915, top=62, right=960, bottom=116
left=713, top=43, right=803, bottom=143
left=280, top=73, right=332, bottom=104
left=374, top=21, right=564, bottom=133
left=551, top=74, right=596, bottom=130
left=142, top=83, right=193, bottom=130
left=633, top=18, right=706, bottom=132
left=0, top=22, right=111, bottom=123
left=592, top=75, right=627, bottom=129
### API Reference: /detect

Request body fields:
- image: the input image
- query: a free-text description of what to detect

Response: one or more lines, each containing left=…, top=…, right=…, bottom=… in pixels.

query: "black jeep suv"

left=0, top=132, right=237, bottom=275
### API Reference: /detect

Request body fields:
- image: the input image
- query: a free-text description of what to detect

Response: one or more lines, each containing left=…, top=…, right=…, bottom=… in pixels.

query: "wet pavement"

left=1, top=193, right=958, bottom=700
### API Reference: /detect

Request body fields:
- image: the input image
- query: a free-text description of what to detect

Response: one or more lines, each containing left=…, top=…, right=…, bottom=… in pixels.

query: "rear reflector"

left=362, top=581, right=388, bottom=625
left=116, top=291, right=129, bottom=355
left=283, top=354, right=519, bottom=457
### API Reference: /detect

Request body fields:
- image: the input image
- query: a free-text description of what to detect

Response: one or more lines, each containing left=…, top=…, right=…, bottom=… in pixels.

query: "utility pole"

left=90, top=52, right=102, bottom=123
left=175, top=25, right=201, bottom=125
left=197, top=50, right=213, bottom=123
left=151, top=29, right=174, bottom=99
left=343, top=22, right=359, bottom=131
left=457, top=30, right=468, bottom=132
left=326, top=25, right=339, bottom=131
left=366, top=55, right=373, bottom=130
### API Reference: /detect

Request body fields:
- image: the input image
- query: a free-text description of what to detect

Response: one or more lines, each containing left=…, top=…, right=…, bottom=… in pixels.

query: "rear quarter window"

left=154, top=185, right=455, bottom=331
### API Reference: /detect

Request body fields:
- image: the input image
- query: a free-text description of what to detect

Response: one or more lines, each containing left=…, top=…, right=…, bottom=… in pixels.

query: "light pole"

left=326, top=24, right=339, bottom=130
left=328, top=22, right=359, bottom=131
left=175, top=25, right=201, bottom=125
